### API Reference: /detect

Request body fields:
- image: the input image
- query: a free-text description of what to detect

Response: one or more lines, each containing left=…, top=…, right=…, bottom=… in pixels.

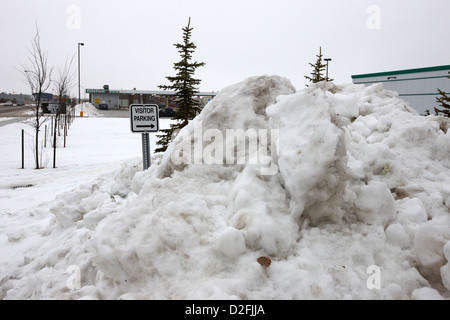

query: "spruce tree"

left=304, top=46, right=333, bottom=85
left=155, top=17, right=205, bottom=153
left=434, top=78, right=450, bottom=117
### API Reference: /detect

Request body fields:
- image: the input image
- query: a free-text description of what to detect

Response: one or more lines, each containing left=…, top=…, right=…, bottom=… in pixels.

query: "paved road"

left=97, top=109, right=129, bottom=118
left=0, top=105, right=30, bottom=117
left=0, top=106, right=128, bottom=118
left=0, top=107, right=173, bottom=127
left=0, top=106, right=31, bottom=127
left=0, top=118, right=23, bottom=127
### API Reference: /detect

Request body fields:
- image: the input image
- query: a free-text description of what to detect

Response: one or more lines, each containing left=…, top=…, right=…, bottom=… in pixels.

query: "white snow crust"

left=1, top=75, right=449, bottom=300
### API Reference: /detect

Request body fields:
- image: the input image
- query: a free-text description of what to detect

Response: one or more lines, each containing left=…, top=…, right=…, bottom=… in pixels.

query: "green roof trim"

left=353, top=75, right=449, bottom=84
left=399, top=93, right=444, bottom=96
left=352, top=65, right=450, bottom=79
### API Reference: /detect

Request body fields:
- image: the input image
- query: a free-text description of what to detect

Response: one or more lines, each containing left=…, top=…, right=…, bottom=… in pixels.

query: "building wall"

left=118, top=94, right=166, bottom=108
left=0, top=93, right=34, bottom=104
left=90, top=93, right=119, bottom=109
left=352, top=65, right=450, bottom=115
left=87, top=88, right=217, bottom=110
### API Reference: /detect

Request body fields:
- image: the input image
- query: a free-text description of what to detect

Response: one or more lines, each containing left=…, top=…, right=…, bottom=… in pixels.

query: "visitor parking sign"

left=130, top=104, right=159, bottom=133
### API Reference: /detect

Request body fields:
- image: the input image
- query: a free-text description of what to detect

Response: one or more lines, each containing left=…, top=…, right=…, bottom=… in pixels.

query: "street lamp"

left=324, top=58, right=332, bottom=81
left=78, top=42, right=84, bottom=111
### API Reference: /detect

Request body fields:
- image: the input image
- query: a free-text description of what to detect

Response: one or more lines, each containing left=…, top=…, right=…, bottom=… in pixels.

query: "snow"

left=74, top=102, right=100, bottom=117
left=215, top=226, right=246, bottom=258
left=354, top=181, right=396, bottom=226
left=0, top=75, right=449, bottom=300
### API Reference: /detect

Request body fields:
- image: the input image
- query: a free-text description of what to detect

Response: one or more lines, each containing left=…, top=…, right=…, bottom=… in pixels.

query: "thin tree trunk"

left=53, top=115, right=57, bottom=168
left=35, top=109, right=39, bottom=169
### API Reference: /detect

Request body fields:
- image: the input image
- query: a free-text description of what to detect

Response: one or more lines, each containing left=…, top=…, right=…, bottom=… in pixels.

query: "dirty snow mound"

left=75, top=102, right=100, bottom=117
left=1, top=75, right=449, bottom=300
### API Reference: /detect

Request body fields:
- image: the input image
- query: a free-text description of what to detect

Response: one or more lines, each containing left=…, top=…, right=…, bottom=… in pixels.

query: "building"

left=86, top=86, right=217, bottom=110
left=0, top=92, right=33, bottom=105
left=352, top=65, right=450, bottom=115
left=31, top=92, right=72, bottom=114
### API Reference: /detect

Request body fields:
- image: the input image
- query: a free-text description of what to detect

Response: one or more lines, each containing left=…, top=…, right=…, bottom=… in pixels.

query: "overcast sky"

left=1, top=0, right=449, bottom=96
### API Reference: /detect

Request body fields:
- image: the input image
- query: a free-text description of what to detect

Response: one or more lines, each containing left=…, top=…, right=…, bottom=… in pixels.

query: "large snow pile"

left=74, top=102, right=100, bottom=117
left=1, top=75, right=449, bottom=300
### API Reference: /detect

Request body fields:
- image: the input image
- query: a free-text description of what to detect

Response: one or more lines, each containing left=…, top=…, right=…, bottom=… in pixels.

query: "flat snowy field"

left=0, top=76, right=449, bottom=300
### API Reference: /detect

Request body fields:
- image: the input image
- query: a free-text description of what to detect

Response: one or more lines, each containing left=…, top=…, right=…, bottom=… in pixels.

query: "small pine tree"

left=434, top=81, right=450, bottom=117
left=155, top=17, right=205, bottom=153
left=304, top=46, right=333, bottom=85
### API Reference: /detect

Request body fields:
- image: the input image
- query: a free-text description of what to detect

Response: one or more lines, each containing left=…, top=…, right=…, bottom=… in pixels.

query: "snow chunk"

left=386, top=223, right=410, bottom=249
left=411, top=287, right=445, bottom=300
left=397, top=197, right=428, bottom=224
left=414, top=223, right=450, bottom=283
left=441, top=241, right=450, bottom=290
left=227, top=166, right=298, bottom=257
left=326, top=91, right=359, bottom=119
left=50, top=188, right=110, bottom=228
left=267, top=82, right=350, bottom=224
left=355, top=181, right=395, bottom=226
left=215, top=227, right=246, bottom=258
left=158, top=75, right=296, bottom=178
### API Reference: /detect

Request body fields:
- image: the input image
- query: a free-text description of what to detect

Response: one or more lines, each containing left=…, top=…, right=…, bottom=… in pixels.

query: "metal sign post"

left=141, top=132, right=151, bottom=170
left=130, top=104, right=159, bottom=170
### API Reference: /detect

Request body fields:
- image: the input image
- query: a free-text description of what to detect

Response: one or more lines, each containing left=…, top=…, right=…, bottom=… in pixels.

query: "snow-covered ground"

left=0, top=75, right=449, bottom=300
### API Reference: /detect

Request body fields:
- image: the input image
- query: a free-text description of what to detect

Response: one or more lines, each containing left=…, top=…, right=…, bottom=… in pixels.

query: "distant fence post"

left=21, top=129, right=24, bottom=169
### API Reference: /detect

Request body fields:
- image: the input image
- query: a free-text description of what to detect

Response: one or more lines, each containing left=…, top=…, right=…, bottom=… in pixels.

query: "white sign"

left=130, top=104, right=159, bottom=133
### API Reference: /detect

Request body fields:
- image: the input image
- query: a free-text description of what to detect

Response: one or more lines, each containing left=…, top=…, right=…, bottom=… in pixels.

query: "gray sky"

left=1, top=0, right=449, bottom=96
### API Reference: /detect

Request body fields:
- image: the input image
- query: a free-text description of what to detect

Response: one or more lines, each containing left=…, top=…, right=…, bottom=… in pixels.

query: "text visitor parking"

left=134, top=115, right=156, bottom=121
left=130, top=104, right=159, bottom=133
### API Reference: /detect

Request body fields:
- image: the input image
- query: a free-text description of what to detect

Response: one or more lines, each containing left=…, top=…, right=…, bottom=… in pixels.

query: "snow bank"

left=1, top=75, right=450, bottom=300
left=74, top=102, right=100, bottom=117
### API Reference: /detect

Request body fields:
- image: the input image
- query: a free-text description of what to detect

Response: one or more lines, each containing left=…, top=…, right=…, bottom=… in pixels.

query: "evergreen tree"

left=155, top=17, right=205, bottom=153
left=304, top=46, right=333, bottom=85
left=434, top=78, right=450, bottom=117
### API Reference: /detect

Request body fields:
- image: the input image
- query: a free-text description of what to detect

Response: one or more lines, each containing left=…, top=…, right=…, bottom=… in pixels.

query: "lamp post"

left=78, top=42, right=84, bottom=113
left=324, top=58, right=332, bottom=81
